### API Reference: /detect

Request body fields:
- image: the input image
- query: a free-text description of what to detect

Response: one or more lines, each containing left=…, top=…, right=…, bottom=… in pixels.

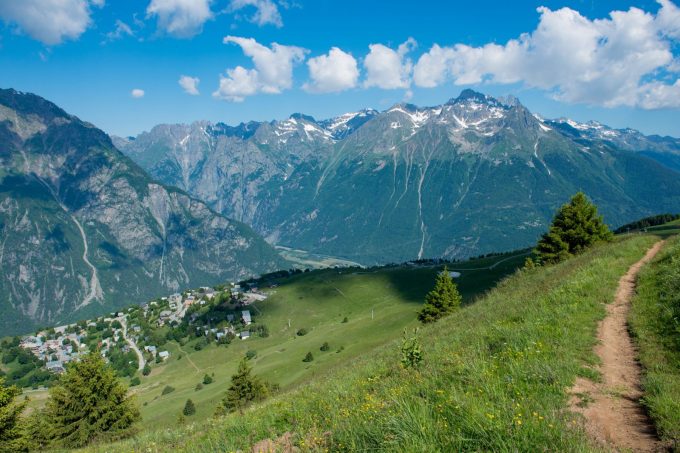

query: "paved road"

left=119, top=316, right=145, bottom=371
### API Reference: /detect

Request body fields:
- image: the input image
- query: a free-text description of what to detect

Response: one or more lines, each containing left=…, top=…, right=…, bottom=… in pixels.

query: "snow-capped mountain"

left=116, top=90, right=680, bottom=264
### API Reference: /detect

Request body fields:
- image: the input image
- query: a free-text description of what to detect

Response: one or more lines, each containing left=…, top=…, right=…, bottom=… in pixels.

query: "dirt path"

left=176, top=344, right=200, bottom=373
left=570, top=240, right=666, bottom=452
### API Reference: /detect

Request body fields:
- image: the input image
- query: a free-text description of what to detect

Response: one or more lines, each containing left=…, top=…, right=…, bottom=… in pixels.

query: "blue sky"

left=1, top=0, right=679, bottom=138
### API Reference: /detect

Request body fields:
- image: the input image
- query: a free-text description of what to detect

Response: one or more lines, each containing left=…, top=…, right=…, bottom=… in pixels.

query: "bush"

left=320, top=342, right=330, bottom=351
left=342, top=317, right=349, bottom=323
left=400, top=329, right=423, bottom=369
left=203, top=374, right=213, bottom=385
left=296, top=328, right=308, bottom=336
left=142, top=364, right=151, bottom=376
left=195, top=383, right=203, bottom=391
left=130, top=376, right=141, bottom=386
left=183, top=399, right=196, bottom=416
left=161, top=385, right=175, bottom=395
left=302, top=352, right=314, bottom=362
left=245, top=350, right=257, bottom=360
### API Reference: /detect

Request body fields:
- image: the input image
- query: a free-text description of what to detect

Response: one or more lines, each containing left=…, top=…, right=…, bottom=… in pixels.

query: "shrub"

left=203, top=374, right=213, bottom=385
left=161, top=385, right=175, bottom=395
left=400, top=329, right=423, bottom=369
left=183, top=399, right=196, bottom=416
left=142, top=364, right=151, bottom=376
left=245, top=350, right=257, bottom=360
left=320, top=342, right=330, bottom=351
left=130, top=376, right=141, bottom=386
left=218, top=358, right=268, bottom=414
left=297, top=328, right=308, bottom=336
left=342, top=317, right=349, bottom=323
left=195, top=383, right=203, bottom=391
left=302, top=352, right=314, bottom=362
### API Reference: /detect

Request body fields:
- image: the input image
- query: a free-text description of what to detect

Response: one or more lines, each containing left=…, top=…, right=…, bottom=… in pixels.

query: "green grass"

left=85, top=252, right=526, bottom=432
left=82, top=235, right=661, bottom=452
left=629, top=234, right=680, bottom=449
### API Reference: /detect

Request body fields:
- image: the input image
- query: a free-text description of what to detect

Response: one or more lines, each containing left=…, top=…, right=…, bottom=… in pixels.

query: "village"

left=12, top=281, right=271, bottom=378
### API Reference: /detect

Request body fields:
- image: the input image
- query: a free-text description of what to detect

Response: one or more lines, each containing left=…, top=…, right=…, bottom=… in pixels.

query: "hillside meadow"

left=80, top=234, right=664, bottom=452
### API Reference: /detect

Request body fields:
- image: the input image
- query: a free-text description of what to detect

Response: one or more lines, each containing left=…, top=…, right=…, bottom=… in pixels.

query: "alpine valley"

left=0, top=89, right=285, bottom=336
left=117, top=89, right=680, bottom=264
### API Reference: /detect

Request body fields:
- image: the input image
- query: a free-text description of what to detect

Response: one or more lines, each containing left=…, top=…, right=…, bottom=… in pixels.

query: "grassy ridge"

left=85, top=235, right=659, bottom=452
left=629, top=235, right=680, bottom=449
left=91, top=253, right=527, bottom=430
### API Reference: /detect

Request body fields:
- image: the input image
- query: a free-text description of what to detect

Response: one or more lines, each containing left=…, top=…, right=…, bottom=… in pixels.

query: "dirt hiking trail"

left=570, top=240, right=667, bottom=452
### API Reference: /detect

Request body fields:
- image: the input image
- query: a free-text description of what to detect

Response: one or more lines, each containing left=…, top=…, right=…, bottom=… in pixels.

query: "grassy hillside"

left=630, top=234, right=680, bottom=447
left=82, top=234, right=665, bottom=452
left=20, top=252, right=526, bottom=431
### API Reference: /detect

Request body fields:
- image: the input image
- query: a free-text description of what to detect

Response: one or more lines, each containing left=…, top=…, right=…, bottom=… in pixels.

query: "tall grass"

left=629, top=235, right=680, bottom=450
left=85, top=235, right=657, bottom=452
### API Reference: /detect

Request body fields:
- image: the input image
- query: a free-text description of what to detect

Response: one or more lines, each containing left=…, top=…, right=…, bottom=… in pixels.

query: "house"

left=169, top=293, right=182, bottom=305
left=144, top=345, right=157, bottom=355
left=159, top=310, right=173, bottom=320
left=240, top=331, right=250, bottom=340
left=216, top=332, right=225, bottom=340
left=158, top=351, right=170, bottom=360
left=46, top=360, right=65, bottom=373
left=132, top=325, right=141, bottom=333
left=241, top=310, right=252, bottom=325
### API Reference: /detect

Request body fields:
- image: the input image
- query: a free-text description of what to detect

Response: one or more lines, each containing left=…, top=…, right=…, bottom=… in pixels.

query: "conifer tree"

left=39, top=352, right=140, bottom=448
left=0, top=377, right=26, bottom=452
left=220, top=358, right=268, bottom=414
left=183, top=399, right=196, bottom=416
left=536, top=192, right=612, bottom=264
left=418, top=267, right=462, bottom=323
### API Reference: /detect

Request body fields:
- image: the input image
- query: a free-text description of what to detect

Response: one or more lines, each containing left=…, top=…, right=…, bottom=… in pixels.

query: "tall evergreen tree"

left=220, top=358, right=268, bottom=414
left=39, top=352, right=140, bottom=448
left=536, top=192, right=613, bottom=264
left=418, top=267, right=462, bottom=323
left=0, top=378, right=26, bottom=452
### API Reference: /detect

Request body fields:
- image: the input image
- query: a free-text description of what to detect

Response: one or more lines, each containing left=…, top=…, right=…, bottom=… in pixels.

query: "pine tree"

left=220, top=358, right=268, bottom=414
left=40, top=352, right=140, bottom=448
left=182, top=399, right=196, bottom=416
left=418, top=267, right=462, bottom=323
left=536, top=192, right=613, bottom=264
left=0, top=377, right=26, bottom=452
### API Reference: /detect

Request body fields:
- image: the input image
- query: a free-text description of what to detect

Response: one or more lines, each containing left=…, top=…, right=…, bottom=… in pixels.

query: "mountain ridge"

left=116, top=89, right=680, bottom=264
left=0, top=88, right=287, bottom=335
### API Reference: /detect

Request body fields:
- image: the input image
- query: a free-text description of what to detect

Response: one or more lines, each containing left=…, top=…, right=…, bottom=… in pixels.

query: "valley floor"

left=81, top=233, right=678, bottom=452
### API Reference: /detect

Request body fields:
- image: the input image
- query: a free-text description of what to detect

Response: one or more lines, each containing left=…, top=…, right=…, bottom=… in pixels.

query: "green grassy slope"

left=97, top=252, right=528, bottom=431
left=85, top=234, right=663, bottom=452
left=629, top=234, right=680, bottom=447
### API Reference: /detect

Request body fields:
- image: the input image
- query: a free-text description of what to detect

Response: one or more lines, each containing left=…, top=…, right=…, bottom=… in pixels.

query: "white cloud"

left=228, top=0, right=282, bottom=27
left=363, top=38, right=416, bottom=89
left=104, top=19, right=134, bottom=42
left=90, top=0, right=105, bottom=7
left=131, top=88, right=145, bottom=98
left=146, top=0, right=212, bottom=38
left=413, top=2, right=680, bottom=109
left=303, top=47, right=359, bottom=93
left=0, top=0, right=93, bottom=45
left=179, top=75, right=200, bottom=95
left=213, top=36, right=307, bottom=101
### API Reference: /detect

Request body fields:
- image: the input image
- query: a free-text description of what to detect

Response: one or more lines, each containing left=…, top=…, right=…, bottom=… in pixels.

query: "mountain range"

left=0, top=88, right=285, bottom=335
left=116, top=89, right=680, bottom=264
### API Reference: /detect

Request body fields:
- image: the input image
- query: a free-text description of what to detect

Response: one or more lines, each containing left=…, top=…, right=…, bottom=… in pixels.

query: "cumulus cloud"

left=146, top=0, right=212, bottom=38
left=363, top=38, right=417, bottom=90
left=413, top=1, right=680, bottom=109
left=179, top=75, right=200, bottom=95
left=228, top=0, right=282, bottom=27
left=303, top=47, right=359, bottom=93
left=0, top=0, right=94, bottom=45
left=213, top=36, right=307, bottom=101
left=131, top=88, right=145, bottom=98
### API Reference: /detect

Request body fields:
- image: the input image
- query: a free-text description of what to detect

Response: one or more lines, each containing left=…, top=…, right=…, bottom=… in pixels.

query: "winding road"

left=119, top=316, right=145, bottom=371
